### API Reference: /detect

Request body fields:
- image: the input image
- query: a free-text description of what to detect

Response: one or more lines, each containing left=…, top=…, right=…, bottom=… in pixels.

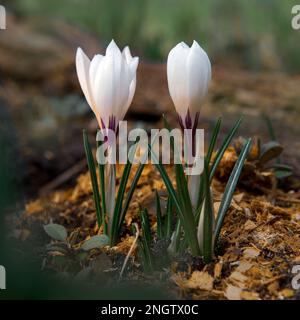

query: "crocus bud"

left=76, top=40, right=139, bottom=132
left=167, top=40, right=211, bottom=129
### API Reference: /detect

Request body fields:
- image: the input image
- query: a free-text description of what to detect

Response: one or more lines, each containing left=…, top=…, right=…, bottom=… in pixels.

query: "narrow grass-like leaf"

left=83, top=130, right=102, bottom=227
left=138, top=209, right=154, bottom=273
left=110, top=143, right=140, bottom=245
left=138, top=237, right=153, bottom=273
left=118, top=163, right=145, bottom=231
left=196, top=177, right=205, bottom=216
left=168, top=220, right=181, bottom=255
left=175, top=164, right=198, bottom=254
left=140, top=208, right=152, bottom=244
left=96, top=138, right=107, bottom=234
left=166, top=196, right=173, bottom=238
left=209, top=117, right=243, bottom=182
left=110, top=161, right=132, bottom=246
left=262, top=113, right=276, bottom=141
left=214, top=138, right=252, bottom=243
left=155, top=190, right=163, bottom=239
left=206, top=117, right=222, bottom=164
left=202, top=160, right=214, bottom=263
left=149, top=144, right=200, bottom=256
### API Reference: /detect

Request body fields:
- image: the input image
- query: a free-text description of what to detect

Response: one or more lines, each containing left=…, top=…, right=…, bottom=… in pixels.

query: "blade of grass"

left=166, top=196, right=173, bottom=238
left=209, top=117, right=243, bottom=182
left=214, top=138, right=252, bottom=244
left=97, top=138, right=107, bottom=234
left=196, top=118, right=221, bottom=212
left=110, top=144, right=137, bottom=245
left=83, top=130, right=102, bottom=228
left=139, top=208, right=154, bottom=272
left=168, top=220, right=181, bottom=255
left=140, top=207, right=152, bottom=244
left=206, top=117, right=222, bottom=164
left=118, top=163, right=145, bottom=231
left=162, top=114, right=200, bottom=254
left=155, top=190, right=163, bottom=239
left=262, top=113, right=276, bottom=141
left=202, top=159, right=214, bottom=263
left=149, top=144, right=200, bottom=256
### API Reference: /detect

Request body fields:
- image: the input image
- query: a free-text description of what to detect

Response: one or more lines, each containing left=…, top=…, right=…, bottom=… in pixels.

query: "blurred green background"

left=8, top=0, right=300, bottom=72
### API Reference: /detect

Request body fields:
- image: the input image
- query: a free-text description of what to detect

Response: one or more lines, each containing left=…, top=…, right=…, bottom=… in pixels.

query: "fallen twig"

left=119, top=223, right=140, bottom=281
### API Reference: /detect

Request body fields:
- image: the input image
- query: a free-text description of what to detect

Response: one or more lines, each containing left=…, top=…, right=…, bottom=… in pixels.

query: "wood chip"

left=243, top=247, right=260, bottom=259
left=240, top=291, right=260, bottom=300
left=244, top=220, right=257, bottom=231
left=224, top=285, right=242, bottom=300
left=185, top=271, right=214, bottom=291
left=236, top=261, right=253, bottom=273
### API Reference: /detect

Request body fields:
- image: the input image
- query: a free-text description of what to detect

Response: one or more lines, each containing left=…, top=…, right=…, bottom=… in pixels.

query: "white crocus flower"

left=167, top=40, right=211, bottom=129
left=76, top=40, right=138, bottom=232
left=168, top=41, right=211, bottom=210
left=76, top=40, right=139, bottom=132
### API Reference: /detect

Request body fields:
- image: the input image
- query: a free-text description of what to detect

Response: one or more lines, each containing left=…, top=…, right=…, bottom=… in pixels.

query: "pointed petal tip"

left=76, top=47, right=90, bottom=61
left=76, top=47, right=83, bottom=57
left=106, top=39, right=121, bottom=55
left=191, top=40, right=202, bottom=50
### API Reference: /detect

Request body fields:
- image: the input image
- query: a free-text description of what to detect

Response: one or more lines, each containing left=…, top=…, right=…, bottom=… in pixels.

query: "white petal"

left=76, top=47, right=94, bottom=108
left=89, top=54, right=103, bottom=86
left=128, top=57, right=139, bottom=80
left=121, top=76, right=136, bottom=120
left=93, top=55, right=115, bottom=125
left=187, top=40, right=211, bottom=114
left=106, top=39, right=122, bottom=57
left=167, top=42, right=190, bottom=117
left=93, top=54, right=130, bottom=125
left=77, top=40, right=138, bottom=128
left=122, top=46, right=132, bottom=63
left=117, top=59, right=131, bottom=121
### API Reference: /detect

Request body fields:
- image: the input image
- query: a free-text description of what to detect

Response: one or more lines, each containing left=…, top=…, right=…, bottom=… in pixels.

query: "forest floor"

left=1, top=13, right=300, bottom=299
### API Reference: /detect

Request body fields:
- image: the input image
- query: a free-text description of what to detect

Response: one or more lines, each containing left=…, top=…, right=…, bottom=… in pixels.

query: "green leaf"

left=268, top=164, right=293, bottom=179
left=262, top=114, right=277, bottom=141
left=259, top=141, right=283, bottom=165
left=155, top=190, right=163, bottom=239
left=97, top=137, right=107, bottom=234
left=275, top=169, right=293, bottom=179
left=83, top=130, right=102, bottom=227
left=118, top=163, right=145, bottom=231
left=81, top=235, right=109, bottom=251
left=202, top=159, right=214, bottom=263
left=168, top=220, right=181, bottom=255
left=140, top=208, right=152, bottom=244
left=110, top=143, right=138, bottom=246
left=214, top=138, right=252, bottom=243
left=44, top=223, right=68, bottom=242
left=149, top=144, right=200, bottom=256
left=209, top=117, right=243, bottom=182
left=206, top=117, right=222, bottom=164
left=166, top=196, right=173, bottom=238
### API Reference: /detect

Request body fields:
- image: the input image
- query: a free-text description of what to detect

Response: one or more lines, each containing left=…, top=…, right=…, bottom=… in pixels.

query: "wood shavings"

left=181, top=271, right=214, bottom=291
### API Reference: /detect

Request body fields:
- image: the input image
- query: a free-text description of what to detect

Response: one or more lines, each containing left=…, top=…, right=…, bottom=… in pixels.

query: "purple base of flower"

left=98, top=115, right=119, bottom=147
left=177, top=110, right=200, bottom=159
left=100, top=115, right=118, bottom=134
left=177, top=110, right=199, bottom=132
